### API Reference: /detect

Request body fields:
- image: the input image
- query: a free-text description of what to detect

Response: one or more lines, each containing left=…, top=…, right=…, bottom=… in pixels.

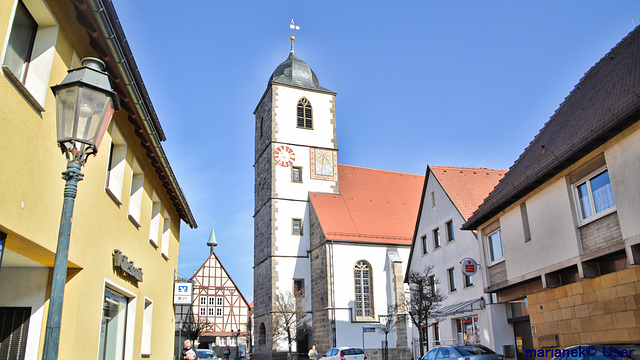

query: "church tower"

left=253, top=37, right=338, bottom=359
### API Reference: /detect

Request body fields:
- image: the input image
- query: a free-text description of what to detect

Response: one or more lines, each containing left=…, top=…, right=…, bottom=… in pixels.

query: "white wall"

left=0, top=267, right=49, bottom=360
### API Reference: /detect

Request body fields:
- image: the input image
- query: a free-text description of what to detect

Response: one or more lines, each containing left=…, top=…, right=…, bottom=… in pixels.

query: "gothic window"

left=297, top=97, right=312, bottom=129
left=354, top=260, right=373, bottom=318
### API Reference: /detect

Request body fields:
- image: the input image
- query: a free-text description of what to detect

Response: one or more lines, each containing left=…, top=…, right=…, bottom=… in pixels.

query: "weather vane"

left=290, top=19, right=300, bottom=52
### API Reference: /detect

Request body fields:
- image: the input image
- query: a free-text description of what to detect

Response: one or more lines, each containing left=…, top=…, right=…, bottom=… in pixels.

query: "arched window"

left=259, top=322, right=266, bottom=345
left=297, top=98, right=312, bottom=129
left=354, top=260, right=373, bottom=317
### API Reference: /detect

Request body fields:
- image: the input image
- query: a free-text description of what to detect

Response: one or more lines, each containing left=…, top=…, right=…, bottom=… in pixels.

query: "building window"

left=433, top=322, right=440, bottom=346
left=149, top=191, right=161, bottom=247
left=200, top=307, right=206, bottom=316
left=200, top=297, right=207, bottom=306
left=447, top=267, right=456, bottom=292
left=292, top=218, right=302, bottom=235
left=161, top=211, right=171, bottom=259
left=127, top=158, right=144, bottom=226
left=574, top=168, right=615, bottom=222
left=105, top=124, right=127, bottom=204
left=99, top=289, right=128, bottom=360
left=216, top=308, right=222, bottom=316
left=446, top=221, right=454, bottom=242
left=464, top=273, right=473, bottom=288
left=293, top=279, right=305, bottom=298
left=217, top=297, right=223, bottom=306
left=421, top=235, right=428, bottom=254
left=354, top=260, right=373, bottom=318
left=520, top=203, right=531, bottom=242
left=430, top=192, right=435, bottom=207
left=292, top=166, right=302, bottom=182
left=209, top=297, right=215, bottom=306
left=141, top=298, right=153, bottom=355
left=208, top=307, right=215, bottom=316
left=456, top=317, right=480, bottom=344
left=219, top=336, right=226, bottom=347
left=486, top=229, right=504, bottom=263
left=230, top=336, right=237, bottom=346
left=433, top=228, right=440, bottom=249
left=428, top=275, right=436, bottom=295
left=1, top=0, right=58, bottom=111
left=297, top=97, right=312, bottom=129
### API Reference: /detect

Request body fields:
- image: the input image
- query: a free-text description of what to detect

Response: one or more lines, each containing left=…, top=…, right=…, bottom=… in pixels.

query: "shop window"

left=456, top=317, right=480, bottom=344
left=140, top=298, right=153, bottom=355
left=99, top=289, right=128, bottom=360
left=149, top=191, right=161, bottom=247
left=127, top=158, right=144, bottom=226
left=1, top=0, right=58, bottom=111
left=105, top=124, right=127, bottom=204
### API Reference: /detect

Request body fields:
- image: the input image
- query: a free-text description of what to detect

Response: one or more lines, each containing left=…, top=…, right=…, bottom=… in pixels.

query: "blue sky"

left=110, top=0, right=640, bottom=302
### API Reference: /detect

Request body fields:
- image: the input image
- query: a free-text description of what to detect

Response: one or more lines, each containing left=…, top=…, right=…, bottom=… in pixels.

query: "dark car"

left=422, top=345, right=505, bottom=360
left=549, top=343, right=640, bottom=360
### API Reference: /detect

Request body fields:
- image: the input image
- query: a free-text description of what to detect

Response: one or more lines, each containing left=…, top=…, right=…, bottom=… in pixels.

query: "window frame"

left=446, top=220, right=455, bottom=242
left=572, top=167, right=616, bottom=226
left=486, top=228, right=504, bottom=265
left=127, top=157, right=144, bottom=227
left=291, top=166, right=302, bottom=183
left=421, top=235, right=428, bottom=255
left=200, top=297, right=207, bottom=306
left=209, top=297, right=215, bottom=306
left=296, top=97, right=313, bottom=129
left=149, top=191, right=161, bottom=247
left=208, top=307, right=215, bottom=316
left=199, top=307, right=206, bottom=316
left=354, top=260, right=374, bottom=319
left=292, top=218, right=302, bottom=235
left=447, top=267, right=457, bottom=292
left=464, top=273, right=473, bottom=288
left=105, top=124, right=128, bottom=204
left=433, top=228, right=441, bottom=249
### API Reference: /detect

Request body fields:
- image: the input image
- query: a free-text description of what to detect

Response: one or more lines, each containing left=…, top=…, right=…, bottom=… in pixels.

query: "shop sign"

left=460, top=257, right=479, bottom=276
left=174, top=282, right=193, bottom=304
left=113, top=249, right=143, bottom=281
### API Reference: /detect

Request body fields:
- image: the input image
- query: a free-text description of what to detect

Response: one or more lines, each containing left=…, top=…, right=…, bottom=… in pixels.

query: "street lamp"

left=42, top=57, right=120, bottom=360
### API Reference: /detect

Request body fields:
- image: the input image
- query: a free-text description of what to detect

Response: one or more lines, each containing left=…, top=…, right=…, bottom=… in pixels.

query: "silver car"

left=422, top=345, right=505, bottom=360
left=320, top=347, right=367, bottom=360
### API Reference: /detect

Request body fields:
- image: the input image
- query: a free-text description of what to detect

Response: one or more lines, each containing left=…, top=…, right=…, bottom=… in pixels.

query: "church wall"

left=309, top=204, right=332, bottom=352
left=255, top=87, right=273, bottom=159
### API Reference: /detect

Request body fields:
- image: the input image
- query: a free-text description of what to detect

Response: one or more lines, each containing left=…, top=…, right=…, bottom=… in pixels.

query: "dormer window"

left=297, top=97, right=312, bottom=129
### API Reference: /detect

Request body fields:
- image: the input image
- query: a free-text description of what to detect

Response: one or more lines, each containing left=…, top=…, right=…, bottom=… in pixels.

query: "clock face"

left=274, top=146, right=295, bottom=167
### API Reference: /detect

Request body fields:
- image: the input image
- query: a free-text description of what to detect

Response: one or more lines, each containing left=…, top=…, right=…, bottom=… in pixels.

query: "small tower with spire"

left=207, top=224, right=218, bottom=254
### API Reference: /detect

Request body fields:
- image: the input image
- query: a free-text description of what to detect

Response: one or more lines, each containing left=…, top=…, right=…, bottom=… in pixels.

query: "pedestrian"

left=182, top=340, right=199, bottom=360
left=224, top=347, right=231, bottom=360
left=308, top=345, right=318, bottom=360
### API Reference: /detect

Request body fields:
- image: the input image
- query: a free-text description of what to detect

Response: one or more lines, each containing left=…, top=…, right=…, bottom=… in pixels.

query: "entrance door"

left=513, top=320, right=534, bottom=360
left=98, top=289, right=128, bottom=360
left=0, top=307, right=31, bottom=360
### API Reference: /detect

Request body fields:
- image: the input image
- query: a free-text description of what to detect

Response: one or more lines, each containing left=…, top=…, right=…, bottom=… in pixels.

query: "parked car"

left=549, top=343, right=640, bottom=360
left=197, top=349, right=220, bottom=360
left=320, top=347, right=367, bottom=360
left=422, top=345, right=505, bottom=360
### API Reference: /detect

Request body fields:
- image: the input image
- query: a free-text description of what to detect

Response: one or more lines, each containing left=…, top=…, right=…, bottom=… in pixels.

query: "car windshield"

left=342, top=348, right=365, bottom=356
left=456, top=346, right=495, bottom=356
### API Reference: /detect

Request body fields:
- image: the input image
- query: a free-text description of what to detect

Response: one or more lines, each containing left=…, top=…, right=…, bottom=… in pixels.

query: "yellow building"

left=0, top=0, right=197, bottom=359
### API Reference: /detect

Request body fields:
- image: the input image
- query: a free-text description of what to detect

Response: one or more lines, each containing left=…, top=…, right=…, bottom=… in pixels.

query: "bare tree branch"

left=272, top=290, right=309, bottom=349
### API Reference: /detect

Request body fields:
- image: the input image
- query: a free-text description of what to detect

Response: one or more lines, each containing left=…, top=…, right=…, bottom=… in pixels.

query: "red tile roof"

left=430, top=166, right=506, bottom=220
left=309, top=164, right=424, bottom=245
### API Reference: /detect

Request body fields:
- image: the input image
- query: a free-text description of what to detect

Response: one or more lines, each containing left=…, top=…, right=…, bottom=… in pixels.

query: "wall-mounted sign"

left=113, top=249, right=143, bottom=282
left=460, top=257, right=479, bottom=276
left=174, top=282, right=193, bottom=304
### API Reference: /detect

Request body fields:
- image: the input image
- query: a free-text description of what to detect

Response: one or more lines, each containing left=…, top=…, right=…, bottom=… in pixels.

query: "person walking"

left=182, top=340, right=199, bottom=359
left=224, top=347, right=231, bottom=360
left=308, top=345, right=318, bottom=360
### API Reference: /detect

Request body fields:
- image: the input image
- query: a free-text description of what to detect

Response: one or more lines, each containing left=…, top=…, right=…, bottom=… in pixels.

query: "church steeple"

left=207, top=224, right=217, bottom=254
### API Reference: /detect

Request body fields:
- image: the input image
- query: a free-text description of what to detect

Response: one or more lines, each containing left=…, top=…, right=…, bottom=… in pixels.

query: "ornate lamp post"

left=42, top=57, right=120, bottom=360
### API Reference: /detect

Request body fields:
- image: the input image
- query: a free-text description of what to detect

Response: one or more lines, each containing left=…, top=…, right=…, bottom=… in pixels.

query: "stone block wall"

left=528, top=267, right=640, bottom=347
left=579, top=212, right=623, bottom=253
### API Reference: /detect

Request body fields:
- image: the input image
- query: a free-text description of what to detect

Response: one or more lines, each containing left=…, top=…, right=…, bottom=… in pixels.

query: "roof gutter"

left=86, top=0, right=197, bottom=228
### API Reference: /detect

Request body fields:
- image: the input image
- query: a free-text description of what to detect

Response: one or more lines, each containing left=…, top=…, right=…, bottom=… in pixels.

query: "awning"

left=434, top=298, right=486, bottom=317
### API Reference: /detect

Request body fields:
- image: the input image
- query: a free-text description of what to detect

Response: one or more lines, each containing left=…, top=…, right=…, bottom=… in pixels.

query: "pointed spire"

left=207, top=224, right=218, bottom=251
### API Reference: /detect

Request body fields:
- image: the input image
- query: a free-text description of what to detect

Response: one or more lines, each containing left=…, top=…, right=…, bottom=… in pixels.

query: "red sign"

left=460, top=257, right=479, bottom=276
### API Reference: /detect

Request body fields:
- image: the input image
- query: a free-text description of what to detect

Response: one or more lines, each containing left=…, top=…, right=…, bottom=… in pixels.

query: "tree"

left=181, top=307, right=213, bottom=343
left=376, top=306, right=397, bottom=360
left=272, top=290, right=309, bottom=353
left=405, top=266, right=445, bottom=359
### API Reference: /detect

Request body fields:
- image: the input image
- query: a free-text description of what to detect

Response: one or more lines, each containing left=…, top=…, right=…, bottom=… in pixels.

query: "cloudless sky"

left=110, top=0, right=640, bottom=302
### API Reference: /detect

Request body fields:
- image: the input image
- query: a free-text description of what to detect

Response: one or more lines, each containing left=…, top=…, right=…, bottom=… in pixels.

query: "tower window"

left=292, top=219, right=302, bottom=235
left=292, top=166, right=302, bottom=182
left=297, top=97, right=312, bottom=129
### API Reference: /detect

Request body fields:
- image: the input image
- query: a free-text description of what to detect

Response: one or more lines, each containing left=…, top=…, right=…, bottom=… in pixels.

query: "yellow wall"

left=0, top=0, right=184, bottom=358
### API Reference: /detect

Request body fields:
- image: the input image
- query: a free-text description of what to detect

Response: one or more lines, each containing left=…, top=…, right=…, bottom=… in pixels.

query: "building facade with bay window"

left=0, top=0, right=196, bottom=359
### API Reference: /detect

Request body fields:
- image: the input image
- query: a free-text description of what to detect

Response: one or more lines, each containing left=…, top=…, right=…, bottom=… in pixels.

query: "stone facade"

left=528, top=267, right=640, bottom=347
left=579, top=212, right=623, bottom=253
